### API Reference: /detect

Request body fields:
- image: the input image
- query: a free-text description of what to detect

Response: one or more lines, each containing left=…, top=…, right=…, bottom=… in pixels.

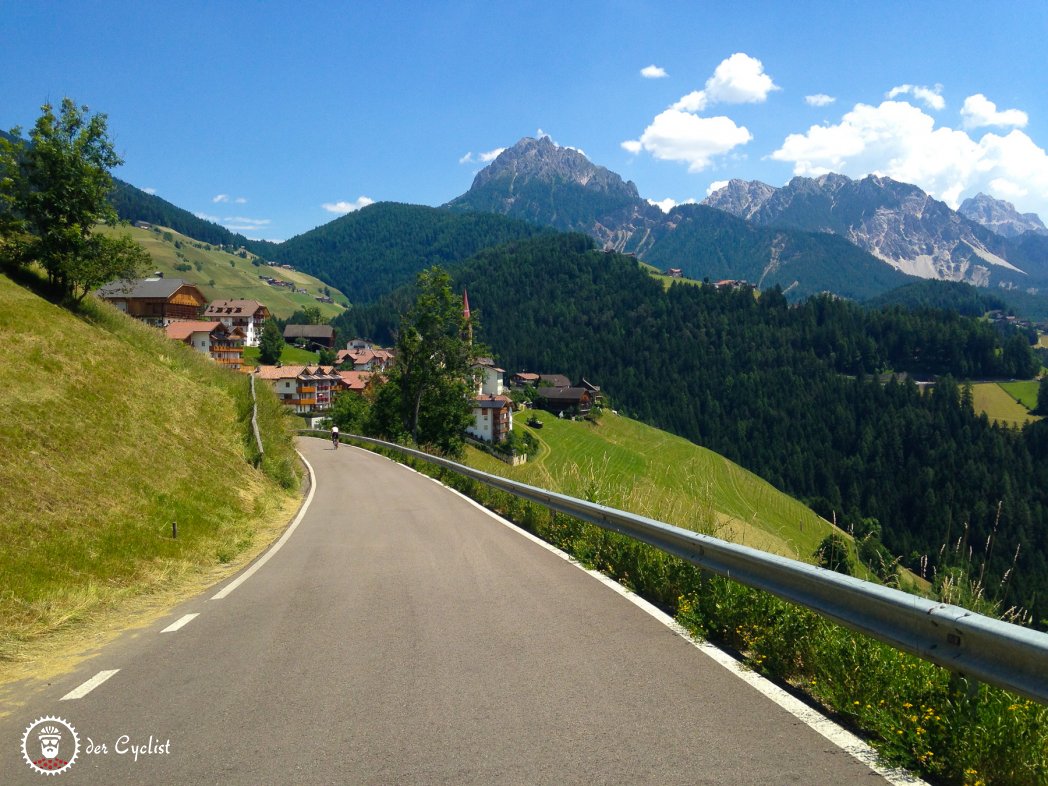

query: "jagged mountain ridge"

left=703, top=174, right=1048, bottom=290
left=447, top=137, right=916, bottom=298
left=959, top=192, right=1048, bottom=239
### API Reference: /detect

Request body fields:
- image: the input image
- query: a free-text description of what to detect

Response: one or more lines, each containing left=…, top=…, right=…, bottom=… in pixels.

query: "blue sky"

left=3, top=1, right=1046, bottom=241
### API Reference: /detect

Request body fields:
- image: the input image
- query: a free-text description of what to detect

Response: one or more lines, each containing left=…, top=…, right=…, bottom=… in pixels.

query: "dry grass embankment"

left=0, top=272, right=301, bottom=693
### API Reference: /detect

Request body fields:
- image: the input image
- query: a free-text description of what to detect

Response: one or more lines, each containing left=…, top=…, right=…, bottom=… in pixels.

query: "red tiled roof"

left=165, top=320, right=222, bottom=340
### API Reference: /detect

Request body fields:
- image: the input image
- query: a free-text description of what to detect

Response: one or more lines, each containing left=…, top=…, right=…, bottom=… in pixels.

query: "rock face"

left=446, top=136, right=664, bottom=254
left=959, top=193, right=1048, bottom=239
left=703, top=174, right=1037, bottom=288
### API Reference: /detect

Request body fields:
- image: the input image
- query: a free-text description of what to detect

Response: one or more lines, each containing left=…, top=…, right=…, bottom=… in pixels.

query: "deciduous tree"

left=0, top=98, right=148, bottom=302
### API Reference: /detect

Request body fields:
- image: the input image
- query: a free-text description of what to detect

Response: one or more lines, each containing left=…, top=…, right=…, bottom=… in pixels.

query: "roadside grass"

left=384, top=441, right=1046, bottom=785
left=972, top=382, right=1041, bottom=427
left=998, top=380, right=1041, bottom=412
left=0, top=272, right=301, bottom=679
left=242, top=344, right=320, bottom=368
left=95, top=224, right=349, bottom=319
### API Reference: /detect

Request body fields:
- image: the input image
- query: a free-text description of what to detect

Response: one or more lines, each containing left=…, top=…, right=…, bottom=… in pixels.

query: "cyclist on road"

left=331, top=424, right=339, bottom=449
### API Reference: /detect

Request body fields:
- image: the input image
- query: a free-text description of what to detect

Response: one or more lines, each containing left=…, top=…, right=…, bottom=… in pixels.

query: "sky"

left=3, top=1, right=1047, bottom=241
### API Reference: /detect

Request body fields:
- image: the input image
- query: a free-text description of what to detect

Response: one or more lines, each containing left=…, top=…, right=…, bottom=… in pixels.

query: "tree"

left=379, top=267, right=477, bottom=455
left=328, top=389, right=370, bottom=434
left=0, top=98, right=148, bottom=302
left=258, top=319, right=285, bottom=364
left=814, top=533, right=855, bottom=576
left=1034, top=376, right=1048, bottom=416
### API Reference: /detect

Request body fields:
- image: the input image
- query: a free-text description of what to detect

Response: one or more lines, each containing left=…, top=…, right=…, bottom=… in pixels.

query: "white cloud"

left=322, top=196, right=375, bottom=214
left=704, top=53, right=779, bottom=104
left=647, top=197, right=697, bottom=213
left=221, top=216, right=271, bottom=231
left=624, top=53, right=773, bottom=172
left=641, top=64, right=668, bottom=79
left=960, top=93, right=1028, bottom=129
left=707, top=180, right=730, bottom=196
left=625, top=108, right=752, bottom=172
left=459, top=147, right=506, bottom=165
left=886, top=84, right=945, bottom=111
left=194, top=212, right=220, bottom=222
left=235, top=196, right=247, bottom=204
left=212, top=194, right=230, bottom=204
left=805, top=94, right=836, bottom=107
left=771, top=98, right=1048, bottom=216
left=142, top=186, right=157, bottom=195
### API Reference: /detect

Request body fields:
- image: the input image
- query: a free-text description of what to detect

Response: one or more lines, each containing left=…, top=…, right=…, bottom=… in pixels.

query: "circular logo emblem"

left=21, top=716, right=80, bottom=776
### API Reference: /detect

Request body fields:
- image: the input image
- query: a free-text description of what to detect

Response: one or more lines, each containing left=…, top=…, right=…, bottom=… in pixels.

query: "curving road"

left=0, top=438, right=916, bottom=784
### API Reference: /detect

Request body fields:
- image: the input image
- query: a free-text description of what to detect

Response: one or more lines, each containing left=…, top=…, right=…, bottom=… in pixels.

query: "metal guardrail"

left=315, top=431, right=1048, bottom=704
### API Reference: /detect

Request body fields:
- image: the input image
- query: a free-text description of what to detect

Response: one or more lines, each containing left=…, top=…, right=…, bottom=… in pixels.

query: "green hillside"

left=465, top=410, right=883, bottom=571
left=0, top=273, right=300, bottom=684
left=97, top=224, right=349, bottom=320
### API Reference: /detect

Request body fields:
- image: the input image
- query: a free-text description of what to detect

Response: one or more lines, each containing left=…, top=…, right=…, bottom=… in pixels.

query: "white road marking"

left=375, top=449, right=927, bottom=786
left=61, top=669, right=120, bottom=700
left=161, top=613, right=199, bottom=633
left=211, top=450, right=317, bottom=600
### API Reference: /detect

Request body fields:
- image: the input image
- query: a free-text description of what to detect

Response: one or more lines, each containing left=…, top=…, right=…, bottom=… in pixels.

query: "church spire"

left=463, top=289, right=473, bottom=344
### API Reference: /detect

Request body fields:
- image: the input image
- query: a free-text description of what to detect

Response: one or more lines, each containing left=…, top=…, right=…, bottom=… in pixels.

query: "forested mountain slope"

left=346, top=234, right=1048, bottom=624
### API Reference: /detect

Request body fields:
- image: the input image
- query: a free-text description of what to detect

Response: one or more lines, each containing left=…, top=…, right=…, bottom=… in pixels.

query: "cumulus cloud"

left=322, top=196, right=375, bottom=214
left=706, top=180, right=730, bottom=196
left=770, top=97, right=1048, bottom=216
left=961, top=93, right=1028, bottom=129
left=142, top=187, right=157, bottom=195
left=235, top=196, right=247, bottom=204
left=459, top=147, right=506, bottom=165
left=641, top=64, right=668, bottom=79
left=194, top=212, right=220, bottom=222
left=212, top=194, right=230, bottom=204
left=221, top=216, right=271, bottom=231
left=886, top=84, right=945, bottom=111
left=623, top=53, right=773, bottom=171
left=647, top=197, right=697, bottom=213
left=805, top=94, right=836, bottom=107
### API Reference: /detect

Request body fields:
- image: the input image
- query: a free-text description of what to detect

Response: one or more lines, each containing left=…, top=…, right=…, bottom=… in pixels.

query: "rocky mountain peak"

left=958, top=193, right=1048, bottom=238
left=703, top=179, right=776, bottom=220
left=470, top=136, right=639, bottom=199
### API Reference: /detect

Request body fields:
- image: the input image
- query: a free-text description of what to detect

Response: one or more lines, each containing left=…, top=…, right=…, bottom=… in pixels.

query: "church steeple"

left=463, top=289, right=472, bottom=344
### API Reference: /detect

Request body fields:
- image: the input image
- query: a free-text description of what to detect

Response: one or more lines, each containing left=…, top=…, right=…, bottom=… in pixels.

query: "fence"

left=317, top=432, right=1048, bottom=704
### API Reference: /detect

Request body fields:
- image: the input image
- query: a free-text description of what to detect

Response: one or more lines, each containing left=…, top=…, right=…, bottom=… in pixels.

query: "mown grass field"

left=0, top=272, right=301, bottom=689
left=97, top=224, right=349, bottom=319
left=972, top=382, right=1042, bottom=427
left=464, top=409, right=849, bottom=564
left=242, top=344, right=320, bottom=367
left=998, top=379, right=1041, bottom=411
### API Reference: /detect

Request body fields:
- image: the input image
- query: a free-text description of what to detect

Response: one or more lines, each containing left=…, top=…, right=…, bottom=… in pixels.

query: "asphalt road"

left=0, top=438, right=907, bottom=784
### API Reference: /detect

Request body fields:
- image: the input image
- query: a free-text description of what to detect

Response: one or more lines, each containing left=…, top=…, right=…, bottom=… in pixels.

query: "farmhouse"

left=96, top=274, right=206, bottom=326
left=283, top=324, right=336, bottom=349
left=535, top=386, right=593, bottom=417
left=203, top=299, right=271, bottom=347
left=164, top=321, right=245, bottom=370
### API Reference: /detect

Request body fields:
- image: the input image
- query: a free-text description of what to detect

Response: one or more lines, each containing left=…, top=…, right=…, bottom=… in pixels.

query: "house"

left=665, top=268, right=683, bottom=278
left=535, top=387, right=592, bottom=417
left=468, top=394, right=514, bottom=444
left=538, top=374, right=572, bottom=389
left=96, top=274, right=206, bottom=326
left=164, top=320, right=245, bottom=370
left=283, top=324, right=336, bottom=349
left=473, top=358, right=505, bottom=396
left=337, top=370, right=375, bottom=395
left=510, top=372, right=540, bottom=388
left=337, top=346, right=394, bottom=371
left=203, top=300, right=271, bottom=347
left=577, top=377, right=603, bottom=406
left=255, top=365, right=342, bottom=413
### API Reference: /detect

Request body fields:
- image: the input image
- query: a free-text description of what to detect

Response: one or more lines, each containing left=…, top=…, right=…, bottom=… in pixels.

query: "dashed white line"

left=61, top=669, right=120, bottom=700
left=211, top=450, right=317, bottom=600
left=161, top=613, right=199, bottom=633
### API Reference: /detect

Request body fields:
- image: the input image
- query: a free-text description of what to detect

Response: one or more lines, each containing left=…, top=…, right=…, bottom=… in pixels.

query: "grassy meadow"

left=463, top=409, right=881, bottom=573
left=0, top=272, right=301, bottom=683
left=96, top=224, right=349, bottom=319
left=972, top=382, right=1042, bottom=427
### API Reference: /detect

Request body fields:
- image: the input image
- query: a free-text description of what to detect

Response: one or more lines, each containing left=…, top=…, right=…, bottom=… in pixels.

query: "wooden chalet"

left=97, top=274, right=206, bottom=326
